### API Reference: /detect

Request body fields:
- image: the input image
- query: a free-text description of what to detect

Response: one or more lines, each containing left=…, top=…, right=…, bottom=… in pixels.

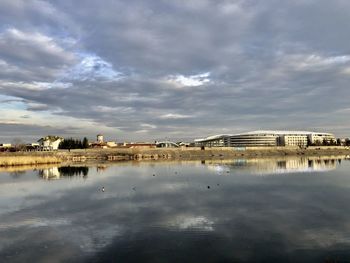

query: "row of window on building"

left=194, top=131, right=337, bottom=148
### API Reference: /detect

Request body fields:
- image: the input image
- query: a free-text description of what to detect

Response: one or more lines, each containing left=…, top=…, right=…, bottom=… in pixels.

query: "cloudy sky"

left=1, top=0, right=350, bottom=142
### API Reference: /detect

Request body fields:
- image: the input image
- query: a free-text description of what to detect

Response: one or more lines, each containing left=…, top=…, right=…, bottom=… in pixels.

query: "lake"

left=0, top=156, right=350, bottom=262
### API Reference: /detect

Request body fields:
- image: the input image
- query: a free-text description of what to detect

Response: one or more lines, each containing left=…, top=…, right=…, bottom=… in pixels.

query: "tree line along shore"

left=0, top=146, right=349, bottom=167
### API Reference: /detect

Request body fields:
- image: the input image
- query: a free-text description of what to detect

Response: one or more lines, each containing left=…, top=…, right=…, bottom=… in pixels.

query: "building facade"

left=38, top=136, right=64, bottom=150
left=309, top=133, right=336, bottom=144
left=281, top=135, right=308, bottom=147
left=195, top=131, right=336, bottom=148
left=194, top=134, right=230, bottom=147
left=223, top=133, right=278, bottom=147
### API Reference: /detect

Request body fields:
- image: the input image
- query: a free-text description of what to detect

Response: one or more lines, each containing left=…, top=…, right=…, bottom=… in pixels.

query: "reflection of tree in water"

left=38, top=166, right=89, bottom=180
left=58, top=166, right=89, bottom=177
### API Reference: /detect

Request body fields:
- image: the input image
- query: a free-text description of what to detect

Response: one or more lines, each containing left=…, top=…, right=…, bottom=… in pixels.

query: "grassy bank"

left=0, top=146, right=349, bottom=166
left=0, top=155, right=63, bottom=167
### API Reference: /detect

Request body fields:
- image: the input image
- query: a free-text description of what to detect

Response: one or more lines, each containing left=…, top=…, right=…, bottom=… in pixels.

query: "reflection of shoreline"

left=38, top=166, right=89, bottom=180
left=0, top=147, right=349, bottom=167
left=206, top=156, right=344, bottom=175
left=0, top=155, right=347, bottom=177
left=0, top=163, right=63, bottom=173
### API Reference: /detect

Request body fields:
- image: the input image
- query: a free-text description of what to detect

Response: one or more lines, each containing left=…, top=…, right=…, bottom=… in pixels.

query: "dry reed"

left=0, top=156, right=63, bottom=167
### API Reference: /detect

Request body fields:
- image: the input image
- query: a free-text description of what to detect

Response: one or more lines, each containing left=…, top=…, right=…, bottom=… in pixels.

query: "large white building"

left=38, top=136, right=64, bottom=150
left=195, top=130, right=336, bottom=147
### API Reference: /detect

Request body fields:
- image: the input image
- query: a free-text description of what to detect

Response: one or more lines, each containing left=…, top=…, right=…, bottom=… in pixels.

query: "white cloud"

left=140, top=123, right=157, bottom=129
left=286, top=54, right=350, bottom=70
left=304, top=54, right=350, bottom=67
left=0, top=81, right=50, bottom=91
left=167, top=72, right=211, bottom=87
left=159, top=113, right=192, bottom=119
left=0, top=80, right=71, bottom=91
left=134, top=129, right=149, bottom=133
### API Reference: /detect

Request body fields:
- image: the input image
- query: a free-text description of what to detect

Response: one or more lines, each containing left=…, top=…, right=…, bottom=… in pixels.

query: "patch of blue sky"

left=61, top=53, right=124, bottom=81
left=0, top=95, right=25, bottom=110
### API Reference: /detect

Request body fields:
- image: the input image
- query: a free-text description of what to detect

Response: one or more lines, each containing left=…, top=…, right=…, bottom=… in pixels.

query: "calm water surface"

left=0, top=156, right=350, bottom=262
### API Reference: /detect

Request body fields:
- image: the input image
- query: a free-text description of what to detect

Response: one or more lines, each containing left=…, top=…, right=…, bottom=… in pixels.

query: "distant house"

left=38, top=136, right=64, bottom=150
left=90, top=142, right=108, bottom=149
left=0, top=143, right=12, bottom=152
left=89, top=134, right=118, bottom=149
left=106, top=141, right=117, bottom=147
left=25, top=143, right=40, bottom=151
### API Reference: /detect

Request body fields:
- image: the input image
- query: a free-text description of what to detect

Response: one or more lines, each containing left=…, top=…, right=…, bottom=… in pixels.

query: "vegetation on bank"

left=0, top=146, right=349, bottom=167
left=0, top=156, right=62, bottom=167
left=307, top=138, right=350, bottom=146
left=59, top=137, right=89, bottom=149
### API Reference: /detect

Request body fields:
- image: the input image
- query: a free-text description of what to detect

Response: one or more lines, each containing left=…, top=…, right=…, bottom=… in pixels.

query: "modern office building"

left=194, top=130, right=336, bottom=147
left=194, top=134, right=232, bottom=147
left=223, top=132, right=278, bottom=147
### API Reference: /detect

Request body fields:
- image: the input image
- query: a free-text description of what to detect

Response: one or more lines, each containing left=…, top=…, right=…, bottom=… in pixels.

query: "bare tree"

left=11, top=138, right=26, bottom=152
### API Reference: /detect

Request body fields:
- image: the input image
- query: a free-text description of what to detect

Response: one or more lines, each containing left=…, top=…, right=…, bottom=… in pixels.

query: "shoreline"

left=0, top=146, right=349, bottom=167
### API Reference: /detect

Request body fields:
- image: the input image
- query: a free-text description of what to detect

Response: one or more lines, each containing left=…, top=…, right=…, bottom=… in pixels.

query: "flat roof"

left=244, top=130, right=334, bottom=136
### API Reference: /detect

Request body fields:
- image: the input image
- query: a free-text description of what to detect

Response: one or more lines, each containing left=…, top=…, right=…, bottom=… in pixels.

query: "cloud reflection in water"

left=0, top=157, right=349, bottom=262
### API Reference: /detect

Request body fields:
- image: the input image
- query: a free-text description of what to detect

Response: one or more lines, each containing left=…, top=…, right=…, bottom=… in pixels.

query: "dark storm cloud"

left=1, top=0, right=350, bottom=139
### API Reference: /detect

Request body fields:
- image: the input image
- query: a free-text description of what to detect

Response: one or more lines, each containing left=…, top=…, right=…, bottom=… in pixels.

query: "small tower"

left=97, top=134, right=104, bottom=144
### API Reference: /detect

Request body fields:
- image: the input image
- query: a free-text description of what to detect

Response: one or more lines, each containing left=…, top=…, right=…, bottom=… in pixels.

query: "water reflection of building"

left=39, top=167, right=61, bottom=180
left=310, top=158, right=338, bottom=171
left=39, top=166, right=89, bottom=180
left=207, top=156, right=342, bottom=175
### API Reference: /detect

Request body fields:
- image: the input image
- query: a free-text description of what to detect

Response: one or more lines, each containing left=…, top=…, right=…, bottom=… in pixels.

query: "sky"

left=1, top=0, right=350, bottom=142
